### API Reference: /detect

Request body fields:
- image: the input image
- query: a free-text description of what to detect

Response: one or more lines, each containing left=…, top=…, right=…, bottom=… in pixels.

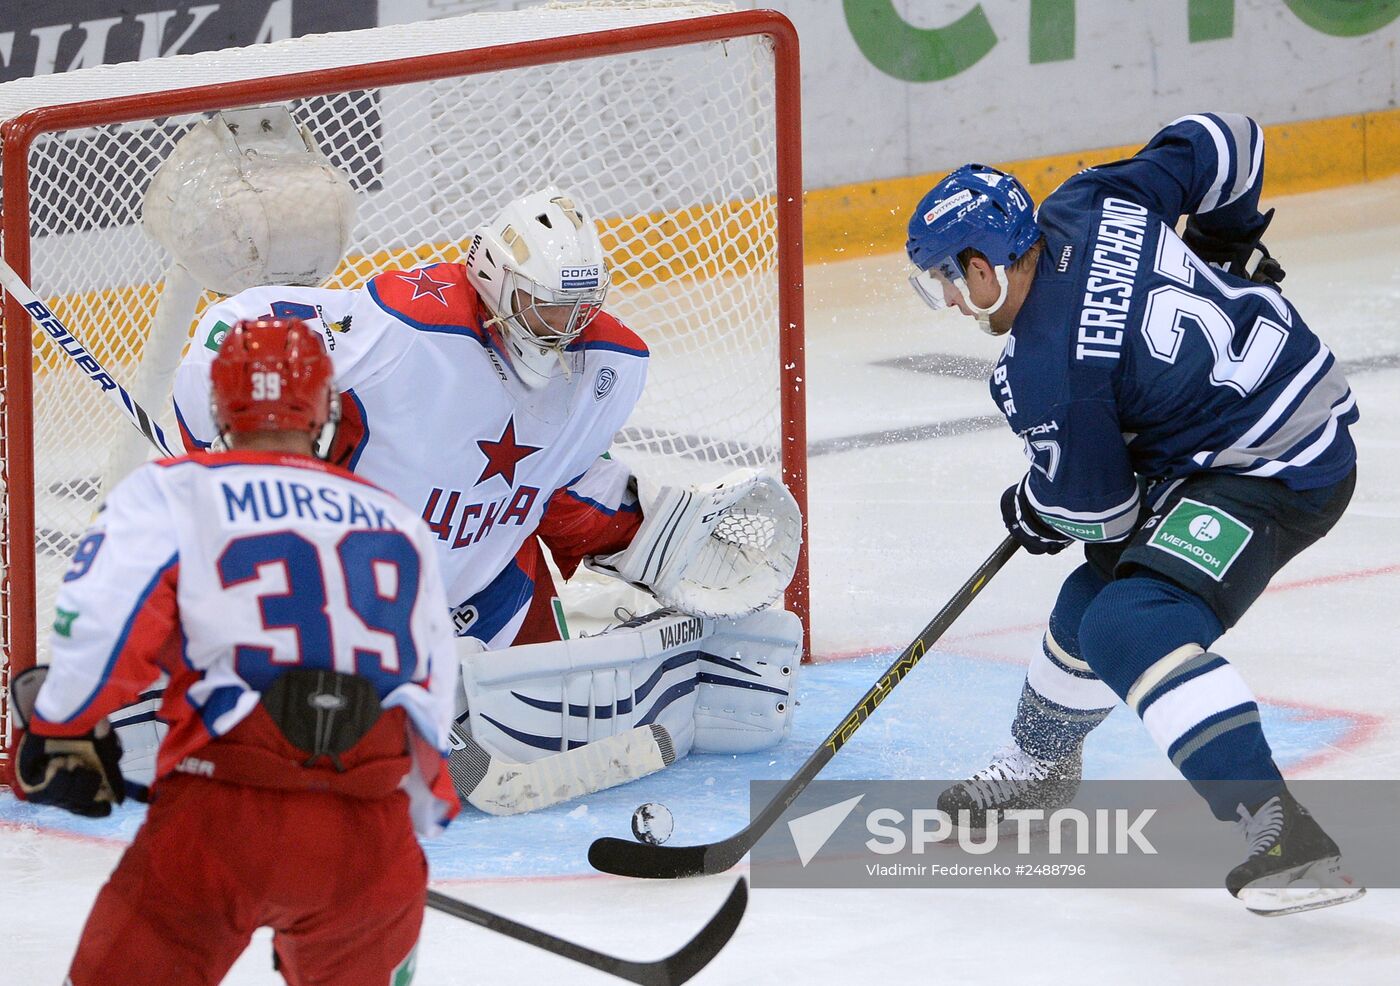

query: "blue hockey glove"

left=9, top=666, right=125, bottom=818
left=1000, top=477, right=1073, bottom=556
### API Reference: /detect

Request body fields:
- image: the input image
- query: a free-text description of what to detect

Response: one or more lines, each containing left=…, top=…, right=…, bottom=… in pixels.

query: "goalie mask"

left=906, top=164, right=1040, bottom=336
left=465, top=186, right=610, bottom=389
left=210, top=317, right=338, bottom=447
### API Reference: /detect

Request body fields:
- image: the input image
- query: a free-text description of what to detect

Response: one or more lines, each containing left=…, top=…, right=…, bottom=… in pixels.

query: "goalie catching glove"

left=8, top=666, right=126, bottom=818
left=586, top=468, right=802, bottom=619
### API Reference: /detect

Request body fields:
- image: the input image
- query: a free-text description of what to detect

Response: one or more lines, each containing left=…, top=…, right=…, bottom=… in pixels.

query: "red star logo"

left=476, top=417, right=541, bottom=486
left=398, top=268, right=453, bottom=306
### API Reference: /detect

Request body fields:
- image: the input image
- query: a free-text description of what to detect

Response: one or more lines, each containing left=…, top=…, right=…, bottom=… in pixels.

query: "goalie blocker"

left=452, top=607, right=801, bottom=811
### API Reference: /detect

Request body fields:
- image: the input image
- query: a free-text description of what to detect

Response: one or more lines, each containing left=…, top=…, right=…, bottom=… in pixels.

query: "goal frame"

left=0, top=9, right=808, bottom=755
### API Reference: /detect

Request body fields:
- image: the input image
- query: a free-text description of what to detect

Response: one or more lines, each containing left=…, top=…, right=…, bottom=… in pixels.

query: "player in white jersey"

left=174, top=188, right=649, bottom=649
left=167, top=186, right=805, bottom=808
left=7, top=318, right=457, bottom=986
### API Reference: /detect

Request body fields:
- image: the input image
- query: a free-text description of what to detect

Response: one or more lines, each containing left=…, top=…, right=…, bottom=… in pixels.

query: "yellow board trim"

left=804, top=106, right=1400, bottom=265
left=25, top=200, right=775, bottom=375
left=23, top=106, right=1399, bottom=369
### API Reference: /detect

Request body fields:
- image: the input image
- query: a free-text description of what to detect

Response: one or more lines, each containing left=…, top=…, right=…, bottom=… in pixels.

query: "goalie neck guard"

left=465, top=186, right=610, bottom=389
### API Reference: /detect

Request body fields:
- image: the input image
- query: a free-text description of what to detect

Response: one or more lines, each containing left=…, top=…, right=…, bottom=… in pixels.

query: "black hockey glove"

left=1182, top=208, right=1286, bottom=288
left=9, top=666, right=125, bottom=818
left=1000, top=477, right=1073, bottom=556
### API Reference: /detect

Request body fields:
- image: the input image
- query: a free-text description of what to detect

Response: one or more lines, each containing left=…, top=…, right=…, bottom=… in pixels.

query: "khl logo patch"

left=1148, top=499, right=1252, bottom=581
left=594, top=366, right=616, bottom=402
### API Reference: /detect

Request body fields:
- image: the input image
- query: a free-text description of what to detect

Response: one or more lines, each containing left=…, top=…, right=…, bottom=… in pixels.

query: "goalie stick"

left=0, top=256, right=178, bottom=458
left=588, top=535, right=1020, bottom=879
left=425, top=879, right=746, bottom=986
left=448, top=721, right=676, bottom=815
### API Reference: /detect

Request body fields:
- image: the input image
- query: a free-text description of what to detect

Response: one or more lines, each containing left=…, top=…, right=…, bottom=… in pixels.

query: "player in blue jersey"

left=906, top=113, right=1363, bottom=914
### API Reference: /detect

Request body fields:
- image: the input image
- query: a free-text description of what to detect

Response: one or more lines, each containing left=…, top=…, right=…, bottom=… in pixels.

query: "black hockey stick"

left=425, top=878, right=746, bottom=985
left=0, top=256, right=178, bottom=457
left=588, top=535, right=1020, bottom=879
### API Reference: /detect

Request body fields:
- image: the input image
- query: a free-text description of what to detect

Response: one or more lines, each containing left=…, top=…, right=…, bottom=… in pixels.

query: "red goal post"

left=0, top=3, right=807, bottom=764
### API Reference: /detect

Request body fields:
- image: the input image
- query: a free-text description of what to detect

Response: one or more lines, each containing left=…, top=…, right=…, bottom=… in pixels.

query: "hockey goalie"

left=131, top=110, right=804, bottom=814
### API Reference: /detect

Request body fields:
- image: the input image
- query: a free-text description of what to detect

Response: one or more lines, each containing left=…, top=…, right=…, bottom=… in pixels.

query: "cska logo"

left=398, top=268, right=454, bottom=305
left=422, top=485, right=540, bottom=549
left=476, top=416, right=541, bottom=486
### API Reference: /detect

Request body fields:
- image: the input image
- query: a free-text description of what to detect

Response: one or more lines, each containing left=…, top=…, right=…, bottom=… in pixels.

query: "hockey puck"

left=630, top=802, right=674, bottom=845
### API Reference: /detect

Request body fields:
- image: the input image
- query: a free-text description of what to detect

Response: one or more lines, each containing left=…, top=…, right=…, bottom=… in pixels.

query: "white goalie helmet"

left=465, top=186, right=610, bottom=388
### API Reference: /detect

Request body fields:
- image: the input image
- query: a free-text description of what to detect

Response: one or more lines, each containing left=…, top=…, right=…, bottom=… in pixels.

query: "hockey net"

left=0, top=1, right=806, bottom=763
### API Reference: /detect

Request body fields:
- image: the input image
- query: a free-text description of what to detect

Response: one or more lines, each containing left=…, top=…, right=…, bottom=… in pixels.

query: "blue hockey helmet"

left=906, top=164, right=1040, bottom=333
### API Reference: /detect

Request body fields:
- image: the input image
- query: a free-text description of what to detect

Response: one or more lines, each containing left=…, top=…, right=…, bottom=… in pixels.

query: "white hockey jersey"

left=172, top=264, right=648, bottom=648
left=31, top=451, right=459, bottom=836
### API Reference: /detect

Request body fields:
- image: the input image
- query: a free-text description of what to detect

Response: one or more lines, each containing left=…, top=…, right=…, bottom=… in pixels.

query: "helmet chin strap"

left=953, top=266, right=1012, bottom=336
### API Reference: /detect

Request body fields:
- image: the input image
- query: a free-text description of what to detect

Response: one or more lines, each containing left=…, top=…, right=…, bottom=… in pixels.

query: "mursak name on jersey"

left=1076, top=197, right=1149, bottom=362
left=220, top=479, right=398, bottom=530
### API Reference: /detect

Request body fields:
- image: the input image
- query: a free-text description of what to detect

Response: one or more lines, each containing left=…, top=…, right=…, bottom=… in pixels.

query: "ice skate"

left=1228, top=791, right=1366, bottom=916
left=937, top=744, right=1083, bottom=830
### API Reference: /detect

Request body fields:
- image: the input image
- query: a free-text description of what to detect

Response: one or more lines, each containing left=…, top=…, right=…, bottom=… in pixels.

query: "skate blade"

left=1238, top=855, right=1366, bottom=917
left=1243, top=885, right=1365, bottom=916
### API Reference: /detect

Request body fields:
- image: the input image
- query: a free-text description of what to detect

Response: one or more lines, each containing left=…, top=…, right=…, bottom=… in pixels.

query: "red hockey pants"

left=67, top=773, right=426, bottom=985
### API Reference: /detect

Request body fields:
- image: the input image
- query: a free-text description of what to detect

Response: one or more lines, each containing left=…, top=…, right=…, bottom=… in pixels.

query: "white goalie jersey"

left=171, top=264, right=650, bottom=648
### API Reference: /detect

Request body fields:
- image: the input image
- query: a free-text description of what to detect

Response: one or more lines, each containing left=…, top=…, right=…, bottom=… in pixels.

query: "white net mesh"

left=0, top=3, right=800, bottom=744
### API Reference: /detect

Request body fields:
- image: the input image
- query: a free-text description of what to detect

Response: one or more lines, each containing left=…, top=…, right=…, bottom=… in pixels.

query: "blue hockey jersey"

left=995, top=113, right=1358, bottom=543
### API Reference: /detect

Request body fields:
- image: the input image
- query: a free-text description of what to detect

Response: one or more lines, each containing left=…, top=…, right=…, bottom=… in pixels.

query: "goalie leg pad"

left=458, top=610, right=710, bottom=764
left=693, top=608, right=803, bottom=754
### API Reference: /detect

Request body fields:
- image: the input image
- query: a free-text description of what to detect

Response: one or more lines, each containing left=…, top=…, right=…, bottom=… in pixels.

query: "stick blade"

left=589, top=821, right=756, bottom=878
left=425, top=880, right=746, bottom=986
left=649, top=878, right=748, bottom=985
left=588, top=835, right=720, bottom=879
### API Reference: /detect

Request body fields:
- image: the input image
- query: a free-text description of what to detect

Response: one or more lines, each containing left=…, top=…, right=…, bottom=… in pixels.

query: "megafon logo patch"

left=560, top=265, right=601, bottom=289
left=204, top=320, right=232, bottom=352
left=788, top=794, right=864, bottom=866
left=924, top=189, right=973, bottom=225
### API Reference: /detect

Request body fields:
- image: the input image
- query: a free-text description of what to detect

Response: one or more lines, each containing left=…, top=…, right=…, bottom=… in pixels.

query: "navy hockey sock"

left=1013, top=565, right=1117, bottom=760
left=1079, top=575, right=1283, bottom=820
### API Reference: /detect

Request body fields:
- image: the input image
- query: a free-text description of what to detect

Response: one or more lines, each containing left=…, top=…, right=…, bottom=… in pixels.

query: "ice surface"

left=4, top=178, right=1399, bottom=983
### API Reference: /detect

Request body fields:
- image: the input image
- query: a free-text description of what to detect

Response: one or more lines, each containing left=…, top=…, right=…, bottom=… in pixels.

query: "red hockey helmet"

left=210, top=318, right=334, bottom=438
